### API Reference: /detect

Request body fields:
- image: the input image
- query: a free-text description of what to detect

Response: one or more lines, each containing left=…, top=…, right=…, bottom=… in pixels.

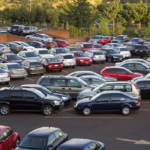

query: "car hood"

left=86, top=84, right=96, bottom=88
left=15, top=147, right=44, bottom=150
left=133, top=72, right=143, bottom=76
left=44, top=95, right=61, bottom=101
left=128, top=42, right=138, bottom=44
left=26, top=57, right=40, bottom=60
left=101, top=76, right=117, bottom=81
left=115, top=62, right=121, bottom=66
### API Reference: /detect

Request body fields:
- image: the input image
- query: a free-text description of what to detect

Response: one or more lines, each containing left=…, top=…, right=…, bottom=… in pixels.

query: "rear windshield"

left=64, top=41, right=68, bottom=44
left=39, top=50, right=51, bottom=54
left=63, top=55, right=74, bottom=59
left=102, top=37, right=109, bottom=39
left=94, top=45, right=104, bottom=48
left=24, top=27, right=30, bottom=30
left=25, top=52, right=37, bottom=57
left=8, top=64, right=22, bottom=69
left=0, top=44, right=5, bottom=47
left=52, top=41, right=57, bottom=45
left=11, top=26, right=19, bottom=29
left=0, top=69, right=5, bottom=73
left=84, top=44, right=94, bottom=48
left=145, top=39, right=150, bottom=42
left=74, top=53, right=87, bottom=57
left=120, top=48, right=129, bottom=51
left=70, top=48, right=81, bottom=51
left=135, top=46, right=147, bottom=49
left=47, top=58, right=60, bottom=63
left=93, top=51, right=104, bottom=55
left=56, top=49, right=67, bottom=53
left=7, top=55, right=20, bottom=60
left=130, top=39, right=139, bottom=42
left=30, top=62, right=42, bottom=67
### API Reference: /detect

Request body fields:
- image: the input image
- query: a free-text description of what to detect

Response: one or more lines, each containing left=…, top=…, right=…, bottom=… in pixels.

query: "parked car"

left=21, top=60, right=45, bottom=76
left=42, top=41, right=55, bottom=49
left=65, top=47, right=81, bottom=52
left=0, top=63, right=27, bottom=79
left=100, top=48, right=124, bottom=62
left=37, top=75, right=96, bottom=98
left=115, top=47, right=131, bottom=58
left=0, top=27, right=11, bottom=32
left=23, top=26, right=38, bottom=35
left=0, top=31, right=8, bottom=34
left=144, top=38, right=150, bottom=45
left=0, top=53, right=22, bottom=64
left=21, top=84, right=71, bottom=105
left=26, top=41, right=46, bottom=48
left=74, top=91, right=140, bottom=116
left=0, top=125, right=20, bottom=150
left=77, top=81, right=140, bottom=100
left=104, top=43, right=123, bottom=48
left=128, top=38, right=144, bottom=44
left=10, top=25, right=24, bottom=35
left=0, top=68, right=10, bottom=84
left=33, top=48, right=54, bottom=57
left=98, top=36, right=113, bottom=45
left=57, top=139, right=105, bottom=150
left=71, top=51, right=93, bottom=65
left=55, top=54, right=76, bottom=68
left=0, top=87, right=63, bottom=116
left=26, top=34, right=53, bottom=42
left=93, top=44, right=105, bottom=49
left=50, top=48, right=68, bottom=55
left=85, top=50, right=106, bottom=63
left=54, top=39, right=69, bottom=47
left=101, top=66, right=143, bottom=81
left=16, top=127, right=68, bottom=150
left=89, top=35, right=103, bottom=43
left=0, top=44, right=11, bottom=54
left=17, top=51, right=40, bottom=61
left=3, top=42, right=23, bottom=54
left=111, top=35, right=129, bottom=43
left=38, top=56, right=63, bottom=72
left=120, top=61, right=150, bottom=75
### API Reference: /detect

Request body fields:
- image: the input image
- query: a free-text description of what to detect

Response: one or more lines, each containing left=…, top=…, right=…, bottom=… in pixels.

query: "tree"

left=145, top=21, right=150, bottom=38
left=99, top=21, right=110, bottom=36
left=104, top=1, right=123, bottom=36
left=61, top=0, right=98, bottom=36
left=115, top=23, right=125, bottom=35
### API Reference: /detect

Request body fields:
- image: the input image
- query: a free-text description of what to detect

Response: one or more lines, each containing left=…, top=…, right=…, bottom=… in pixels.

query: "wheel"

left=82, top=107, right=92, bottom=116
left=43, top=105, right=54, bottom=116
left=108, top=57, right=112, bottom=62
left=121, top=106, right=131, bottom=116
left=40, top=73, right=44, bottom=76
left=27, top=72, right=30, bottom=77
left=72, top=66, right=75, bottom=68
left=5, top=82, right=9, bottom=85
left=76, top=61, right=79, bottom=66
left=59, top=70, right=62, bottom=72
left=0, top=105, right=10, bottom=115
left=101, top=61, right=105, bottom=64
left=16, top=138, right=20, bottom=148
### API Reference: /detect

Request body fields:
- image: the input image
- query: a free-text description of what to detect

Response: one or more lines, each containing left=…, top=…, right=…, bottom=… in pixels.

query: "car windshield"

left=19, top=135, right=47, bottom=149
left=30, top=62, right=42, bottom=67
left=113, top=44, right=122, bottom=47
left=91, top=93, right=101, bottom=101
left=56, top=49, right=67, bottom=53
left=135, top=46, right=147, bottom=49
left=43, top=35, right=49, bottom=38
left=92, top=83, right=105, bottom=91
left=76, top=78, right=88, bottom=86
left=32, top=89, right=45, bottom=98
left=74, top=53, right=87, bottom=57
left=84, top=44, right=94, bottom=48
left=145, top=39, right=150, bottom=42
left=20, top=42, right=30, bottom=47
left=39, top=50, right=51, bottom=54
left=92, top=36, right=100, bottom=39
left=26, top=52, right=38, bottom=57
left=114, top=36, right=123, bottom=40
left=93, top=51, right=104, bottom=55
left=64, top=55, right=74, bottom=59
left=47, top=58, right=60, bottom=63
left=120, top=48, right=129, bottom=51
left=94, top=45, right=104, bottom=48
left=70, top=48, right=81, bottom=51
left=11, top=26, right=19, bottom=29
left=0, top=69, right=5, bottom=73
left=40, top=86, right=53, bottom=94
left=102, top=37, right=109, bottom=39
left=125, top=68, right=133, bottom=74
left=24, top=27, right=30, bottom=30
left=107, top=50, right=118, bottom=54
left=130, top=39, right=139, bottom=42
left=7, top=55, right=20, bottom=60
left=8, top=64, right=22, bottom=69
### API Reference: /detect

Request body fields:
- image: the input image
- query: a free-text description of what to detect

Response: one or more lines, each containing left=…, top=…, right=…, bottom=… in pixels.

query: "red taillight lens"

left=135, top=50, right=137, bottom=52
left=18, top=29, right=20, bottom=32
left=42, top=67, right=44, bottom=70
left=49, top=64, right=53, bottom=68
left=2, top=48, right=4, bottom=51
left=60, top=63, right=63, bottom=66
left=136, top=100, right=139, bottom=105
left=17, top=47, right=19, bottom=49
left=29, top=68, right=32, bottom=71
left=93, top=55, right=96, bottom=58
left=104, top=55, right=106, bottom=58
left=30, top=30, right=31, bottom=32
left=134, top=84, right=138, bottom=90
left=8, top=74, right=10, bottom=77
left=10, top=29, right=11, bottom=31
left=146, top=50, right=148, bottom=52
left=40, top=45, right=43, bottom=47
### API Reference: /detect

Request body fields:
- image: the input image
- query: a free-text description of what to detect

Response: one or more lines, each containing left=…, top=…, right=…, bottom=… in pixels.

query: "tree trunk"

left=78, top=28, right=80, bottom=37
left=139, top=21, right=141, bottom=30
left=113, top=18, right=115, bottom=37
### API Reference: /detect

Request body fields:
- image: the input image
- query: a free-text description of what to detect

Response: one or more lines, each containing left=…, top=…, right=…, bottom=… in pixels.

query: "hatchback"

left=10, top=25, right=24, bottom=35
left=16, top=127, right=68, bottom=150
left=115, top=47, right=131, bottom=58
left=0, top=69, right=10, bottom=84
left=26, top=41, right=46, bottom=48
left=0, top=125, right=20, bottom=150
left=0, top=44, right=11, bottom=54
left=21, top=60, right=45, bottom=76
left=101, top=66, right=143, bottom=81
left=98, top=36, right=112, bottom=45
left=85, top=50, right=106, bottom=63
left=57, top=139, right=105, bottom=150
left=54, top=39, right=69, bottom=47
left=74, top=91, right=140, bottom=116
left=128, top=38, right=144, bottom=44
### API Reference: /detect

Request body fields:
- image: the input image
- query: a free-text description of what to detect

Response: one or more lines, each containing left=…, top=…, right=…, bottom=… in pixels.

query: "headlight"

left=62, top=97, right=68, bottom=101
left=80, top=60, right=84, bottom=61
left=54, top=100, right=60, bottom=106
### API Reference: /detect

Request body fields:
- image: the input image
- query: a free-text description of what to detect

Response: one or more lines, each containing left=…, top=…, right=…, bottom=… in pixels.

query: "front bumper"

left=112, top=57, right=124, bottom=61
left=11, top=73, right=27, bottom=78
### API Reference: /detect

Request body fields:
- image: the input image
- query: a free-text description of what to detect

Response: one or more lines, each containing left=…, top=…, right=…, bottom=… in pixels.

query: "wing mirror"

left=47, top=144, right=53, bottom=150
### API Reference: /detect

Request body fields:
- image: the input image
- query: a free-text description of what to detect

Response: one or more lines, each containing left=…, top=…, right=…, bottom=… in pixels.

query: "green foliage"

left=97, top=3, right=106, bottom=13
left=145, top=22, right=150, bottom=38
left=123, top=28, right=144, bottom=37
left=115, top=23, right=125, bottom=35
left=99, top=21, right=110, bottom=36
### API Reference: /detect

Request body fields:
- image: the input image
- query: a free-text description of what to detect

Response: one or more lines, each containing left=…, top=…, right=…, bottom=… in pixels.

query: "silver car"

left=0, top=44, right=11, bottom=54
left=77, top=81, right=140, bottom=100
left=85, top=50, right=106, bottom=63
left=89, top=35, right=103, bottom=43
left=50, top=48, right=68, bottom=56
left=23, top=26, right=38, bottom=35
left=56, top=54, right=76, bottom=68
left=144, top=38, right=150, bottom=45
left=0, top=63, right=27, bottom=79
left=17, top=51, right=40, bottom=61
left=0, top=68, right=10, bottom=84
left=115, top=47, right=131, bottom=58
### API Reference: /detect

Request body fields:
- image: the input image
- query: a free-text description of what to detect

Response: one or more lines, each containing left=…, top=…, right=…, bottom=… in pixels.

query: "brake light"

left=18, top=29, right=20, bottom=32
left=104, top=55, right=106, bottom=58
left=2, top=48, right=4, bottom=51
left=30, top=30, right=31, bottom=32
left=93, top=55, right=96, bottom=58
left=8, top=74, right=10, bottom=77
left=48, top=64, right=53, bottom=68
left=60, top=63, right=63, bottom=66
left=63, top=60, right=67, bottom=61
left=136, top=100, right=139, bottom=105
left=10, top=29, right=11, bottom=31
left=29, top=68, right=32, bottom=71
left=17, top=47, right=19, bottom=49
left=135, top=50, right=137, bottom=52
left=11, top=72, right=13, bottom=74
left=146, top=50, right=148, bottom=52
left=42, top=67, right=44, bottom=70
left=40, top=45, right=43, bottom=47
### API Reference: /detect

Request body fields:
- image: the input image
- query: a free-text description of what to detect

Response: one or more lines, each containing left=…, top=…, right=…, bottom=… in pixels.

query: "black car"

left=10, top=25, right=24, bottom=35
left=121, top=61, right=150, bottom=75
left=3, top=42, right=23, bottom=53
left=100, top=48, right=124, bottom=62
left=16, top=127, right=68, bottom=150
left=57, top=138, right=105, bottom=150
left=111, top=35, right=129, bottom=43
left=26, top=41, right=46, bottom=48
left=136, top=79, right=150, bottom=99
left=126, top=44, right=148, bottom=58
left=21, top=60, right=45, bottom=76
left=0, top=87, right=63, bottom=116
left=21, top=84, right=72, bottom=105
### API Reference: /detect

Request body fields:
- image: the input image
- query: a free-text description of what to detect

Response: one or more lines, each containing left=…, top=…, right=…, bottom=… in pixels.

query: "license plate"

left=140, top=50, right=143, bottom=52
left=13, top=29, right=16, bottom=31
left=99, top=56, right=101, bottom=58
left=86, top=62, right=89, bottom=64
left=1, top=79, right=4, bottom=81
left=35, top=68, right=40, bottom=70
left=120, top=58, right=122, bottom=60
left=55, top=65, right=58, bottom=67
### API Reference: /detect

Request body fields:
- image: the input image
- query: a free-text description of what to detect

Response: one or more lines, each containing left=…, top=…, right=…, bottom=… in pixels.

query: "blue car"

left=26, top=41, right=46, bottom=48
left=128, top=38, right=144, bottom=44
left=74, top=91, right=140, bottom=116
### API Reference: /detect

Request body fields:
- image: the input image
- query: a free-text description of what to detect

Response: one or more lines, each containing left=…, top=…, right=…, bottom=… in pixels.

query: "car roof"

left=5, top=63, right=20, bottom=65
left=104, top=66, right=125, bottom=69
left=21, top=84, right=43, bottom=88
left=41, top=75, right=78, bottom=79
left=80, top=75, right=100, bottom=79
left=43, top=56, right=55, bottom=59
left=22, top=51, right=34, bottom=53
left=25, top=60, right=40, bottom=63
left=72, top=51, right=83, bottom=53
left=104, top=81, right=132, bottom=84
left=69, top=71, right=94, bottom=74
left=135, top=79, right=150, bottom=82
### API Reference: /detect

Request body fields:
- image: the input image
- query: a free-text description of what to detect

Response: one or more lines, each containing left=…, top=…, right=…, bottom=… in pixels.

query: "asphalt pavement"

left=1, top=61, right=150, bottom=150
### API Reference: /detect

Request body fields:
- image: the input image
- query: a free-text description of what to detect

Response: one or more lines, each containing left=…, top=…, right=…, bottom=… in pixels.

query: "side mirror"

left=48, top=144, right=53, bottom=148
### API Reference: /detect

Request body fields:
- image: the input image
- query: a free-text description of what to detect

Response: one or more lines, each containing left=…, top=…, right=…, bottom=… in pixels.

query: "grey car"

left=0, top=44, right=11, bottom=54
left=17, top=51, right=40, bottom=61
left=85, top=50, right=106, bottom=63
left=77, top=81, right=140, bottom=100
left=111, top=35, right=129, bottom=43
left=68, top=71, right=117, bottom=82
left=0, top=63, right=27, bottom=79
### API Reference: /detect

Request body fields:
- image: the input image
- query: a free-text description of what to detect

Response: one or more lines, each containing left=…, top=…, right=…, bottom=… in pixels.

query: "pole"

left=113, top=18, right=114, bottom=37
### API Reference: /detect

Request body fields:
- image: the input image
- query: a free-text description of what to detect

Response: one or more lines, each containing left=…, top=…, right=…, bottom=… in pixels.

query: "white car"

left=115, top=47, right=131, bottom=58
left=89, top=35, right=103, bottom=43
left=0, top=68, right=10, bottom=84
left=25, top=34, right=53, bottom=42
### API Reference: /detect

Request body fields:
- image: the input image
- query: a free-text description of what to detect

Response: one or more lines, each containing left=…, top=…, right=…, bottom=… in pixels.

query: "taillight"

left=2, top=48, right=4, bottom=51
left=10, top=29, right=11, bottom=31
left=48, top=64, right=53, bottom=68
left=30, top=30, right=31, bottom=32
left=8, top=74, right=10, bottom=77
left=42, top=67, right=44, bottom=70
left=11, top=72, right=13, bottom=74
left=18, top=29, right=20, bottom=32
left=146, top=50, right=148, bottom=52
left=60, top=63, right=63, bottom=66
left=93, top=55, right=96, bottom=58
left=29, top=68, right=32, bottom=71
left=136, top=100, right=139, bottom=105
left=104, top=55, right=106, bottom=58
left=17, top=47, right=19, bottom=49
left=134, top=84, right=138, bottom=90
left=40, top=45, right=43, bottom=47
left=135, top=50, right=137, bottom=52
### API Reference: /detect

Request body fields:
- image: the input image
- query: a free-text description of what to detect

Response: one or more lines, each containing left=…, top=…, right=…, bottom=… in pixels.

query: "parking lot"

left=1, top=61, right=150, bottom=150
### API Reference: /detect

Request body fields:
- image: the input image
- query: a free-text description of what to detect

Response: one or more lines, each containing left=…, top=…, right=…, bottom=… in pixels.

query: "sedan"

left=26, top=41, right=46, bottom=48
left=128, top=38, right=144, bottom=44
left=98, top=36, right=112, bottom=45
left=74, top=91, right=140, bottom=116
left=50, top=48, right=68, bottom=55
left=16, top=127, right=68, bottom=150
left=89, top=35, right=103, bottom=43
left=0, top=63, right=27, bottom=79
left=0, top=44, right=11, bottom=54
left=115, top=47, right=131, bottom=58
left=0, top=68, right=10, bottom=84
left=0, top=125, right=20, bottom=150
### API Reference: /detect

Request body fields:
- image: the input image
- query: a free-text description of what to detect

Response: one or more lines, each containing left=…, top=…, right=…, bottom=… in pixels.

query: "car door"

left=91, top=94, right=110, bottom=112
left=99, top=84, right=113, bottom=92
left=136, top=81, right=146, bottom=98
left=123, top=63, right=136, bottom=73
left=116, top=69, right=129, bottom=81
left=134, top=63, right=148, bottom=75
left=91, top=78, right=104, bottom=86
left=47, top=133, right=57, bottom=150
left=104, top=68, right=117, bottom=79
left=143, top=81, right=150, bottom=99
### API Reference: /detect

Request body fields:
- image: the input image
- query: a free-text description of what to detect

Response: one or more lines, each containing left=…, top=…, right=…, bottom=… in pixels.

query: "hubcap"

left=44, top=107, right=52, bottom=115
left=16, top=139, right=20, bottom=147
left=1, top=107, right=8, bottom=115
left=84, top=108, right=90, bottom=115
left=123, top=108, right=129, bottom=115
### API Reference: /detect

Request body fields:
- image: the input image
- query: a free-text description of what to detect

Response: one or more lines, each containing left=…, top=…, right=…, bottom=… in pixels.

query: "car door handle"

left=62, top=88, right=65, bottom=90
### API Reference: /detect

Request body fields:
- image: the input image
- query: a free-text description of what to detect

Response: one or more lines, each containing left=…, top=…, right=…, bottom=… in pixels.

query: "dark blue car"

left=57, top=138, right=105, bottom=150
left=128, top=38, right=144, bottom=44
left=74, top=91, right=140, bottom=116
left=26, top=41, right=46, bottom=48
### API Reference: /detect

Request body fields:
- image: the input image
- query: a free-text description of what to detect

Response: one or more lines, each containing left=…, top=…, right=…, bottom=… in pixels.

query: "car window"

left=105, top=69, right=115, bottom=73
left=47, top=134, right=56, bottom=145
left=53, top=79, right=66, bottom=87
left=23, top=91, right=37, bottom=99
left=114, top=85, right=124, bottom=92
left=9, top=91, right=22, bottom=98
left=68, top=79, right=80, bottom=87
left=54, top=130, right=63, bottom=141
left=124, top=63, right=135, bottom=69
left=88, top=142, right=97, bottom=150
left=39, top=78, right=51, bottom=86
left=116, top=69, right=127, bottom=74
left=100, top=85, right=113, bottom=91
left=111, top=94, right=125, bottom=101
left=6, top=128, right=13, bottom=138
left=92, top=78, right=103, bottom=85
left=84, top=146, right=90, bottom=150
left=125, top=85, right=132, bottom=92
left=76, top=74, right=86, bottom=77
left=0, top=129, right=7, bottom=140
left=135, top=64, right=146, bottom=69
left=137, top=81, right=145, bottom=88
left=82, top=78, right=90, bottom=84
left=96, top=94, right=110, bottom=102
left=146, top=81, right=150, bottom=88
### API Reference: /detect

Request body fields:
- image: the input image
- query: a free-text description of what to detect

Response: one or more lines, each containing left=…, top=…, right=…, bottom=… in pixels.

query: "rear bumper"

left=78, top=61, right=93, bottom=65
left=93, top=58, right=106, bottom=62
left=0, top=77, right=10, bottom=83
left=63, top=62, right=76, bottom=66
left=47, top=66, right=63, bottom=71
left=112, top=58, right=124, bottom=61
left=11, top=74, right=27, bottom=78
left=29, top=69, right=45, bottom=75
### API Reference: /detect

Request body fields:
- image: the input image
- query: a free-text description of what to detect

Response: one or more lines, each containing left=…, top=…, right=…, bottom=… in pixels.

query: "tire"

left=5, top=82, right=9, bottom=85
left=40, top=73, right=44, bottom=76
left=59, top=70, right=62, bottom=72
left=43, top=105, right=54, bottom=116
left=101, top=61, right=105, bottom=64
left=16, top=138, right=20, bottom=148
left=82, top=107, right=92, bottom=116
left=108, top=57, right=112, bottom=62
left=121, top=106, right=131, bottom=116
left=72, top=66, right=75, bottom=68
left=0, top=105, right=10, bottom=115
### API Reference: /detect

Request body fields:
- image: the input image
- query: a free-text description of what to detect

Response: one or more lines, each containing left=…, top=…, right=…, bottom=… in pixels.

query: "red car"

left=72, top=51, right=93, bottom=65
left=0, top=125, right=20, bottom=150
left=38, top=56, right=63, bottom=72
left=101, top=66, right=143, bottom=81
left=54, top=39, right=69, bottom=48
left=98, top=36, right=113, bottom=45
